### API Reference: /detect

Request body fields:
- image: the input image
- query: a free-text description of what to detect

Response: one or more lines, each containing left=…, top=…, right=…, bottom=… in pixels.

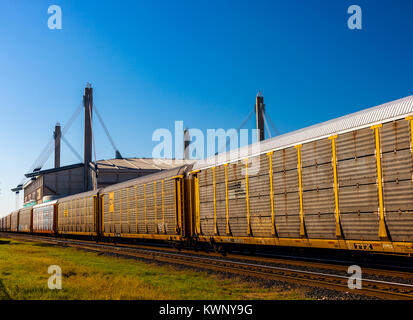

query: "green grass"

left=0, top=238, right=308, bottom=300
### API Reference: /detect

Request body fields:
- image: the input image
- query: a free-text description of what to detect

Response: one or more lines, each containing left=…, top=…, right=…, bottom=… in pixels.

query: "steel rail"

left=2, top=232, right=413, bottom=300
left=57, top=240, right=413, bottom=300
left=3, top=232, right=413, bottom=277
left=28, top=235, right=413, bottom=279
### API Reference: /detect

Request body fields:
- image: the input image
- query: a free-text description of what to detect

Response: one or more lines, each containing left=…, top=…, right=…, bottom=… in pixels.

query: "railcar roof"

left=33, top=200, right=58, bottom=209
left=19, top=206, right=33, bottom=213
left=56, top=189, right=101, bottom=203
left=101, top=164, right=192, bottom=193
left=92, top=158, right=193, bottom=171
left=193, top=94, right=413, bottom=170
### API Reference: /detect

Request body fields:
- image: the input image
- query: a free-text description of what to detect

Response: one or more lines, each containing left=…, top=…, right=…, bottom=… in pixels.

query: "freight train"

left=2, top=95, right=413, bottom=256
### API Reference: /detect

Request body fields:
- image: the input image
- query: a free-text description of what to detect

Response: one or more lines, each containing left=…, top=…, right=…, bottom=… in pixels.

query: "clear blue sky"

left=0, top=0, right=412, bottom=216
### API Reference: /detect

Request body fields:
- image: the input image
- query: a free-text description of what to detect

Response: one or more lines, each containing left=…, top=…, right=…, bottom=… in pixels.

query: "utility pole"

left=83, top=84, right=93, bottom=191
left=255, top=91, right=265, bottom=142
left=54, top=123, right=61, bottom=168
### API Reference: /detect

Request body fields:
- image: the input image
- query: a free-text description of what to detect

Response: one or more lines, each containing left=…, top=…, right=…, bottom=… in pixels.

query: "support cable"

left=32, top=103, right=83, bottom=172
left=218, top=106, right=255, bottom=155
left=61, top=136, right=83, bottom=163
left=265, top=111, right=280, bottom=136
left=262, top=111, right=272, bottom=138
left=94, top=105, right=122, bottom=159
left=15, top=103, right=83, bottom=189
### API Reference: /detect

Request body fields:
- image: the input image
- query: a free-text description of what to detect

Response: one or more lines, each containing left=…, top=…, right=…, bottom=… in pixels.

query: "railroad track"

left=2, top=232, right=413, bottom=300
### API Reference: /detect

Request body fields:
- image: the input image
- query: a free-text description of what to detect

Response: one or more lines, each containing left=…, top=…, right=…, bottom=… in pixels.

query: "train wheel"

left=213, top=244, right=224, bottom=254
left=172, top=242, right=183, bottom=251
left=219, top=245, right=227, bottom=256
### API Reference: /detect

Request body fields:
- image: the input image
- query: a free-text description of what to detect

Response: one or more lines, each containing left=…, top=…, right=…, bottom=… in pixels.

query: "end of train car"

left=18, top=206, right=33, bottom=233
left=56, top=189, right=101, bottom=237
left=32, top=200, right=58, bottom=234
left=10, top=211, right=19, bottom=232
left=100, top=164, right=192, bottom=244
